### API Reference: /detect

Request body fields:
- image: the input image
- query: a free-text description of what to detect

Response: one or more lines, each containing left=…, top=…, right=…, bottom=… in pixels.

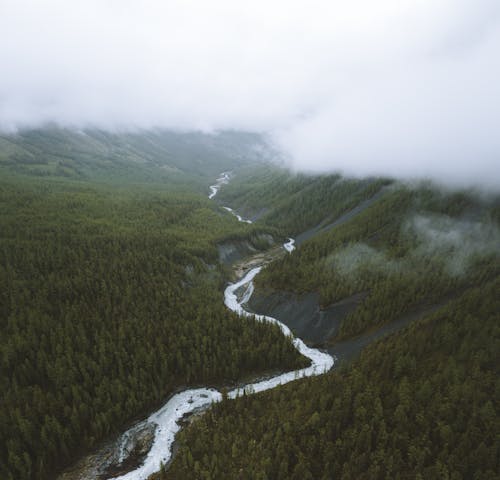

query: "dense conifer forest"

left=158, top=167, right=499, bottom=480
left=2, top=130, right=498, bottom=480
left=249, top=177, right=500, bottom=340
left=0, top=131, right=306, bottom=480
left=159, top=278, right=500, bottom=480
left=2, top=3, right=499, bottom=479
left=216, top=164, right=390, bottom=235
left=0, top=128, right=271, bottom=186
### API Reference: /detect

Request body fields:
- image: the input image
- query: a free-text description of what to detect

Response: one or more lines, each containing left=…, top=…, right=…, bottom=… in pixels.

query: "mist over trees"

left=0, top=140, right=306, bottom=480
left=1, top=129, right=498, bottom=480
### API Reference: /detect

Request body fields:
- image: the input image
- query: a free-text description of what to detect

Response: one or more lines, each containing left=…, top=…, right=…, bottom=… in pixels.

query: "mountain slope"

left=163, top=278, right=499, bottom=480
left=0, top=135, right=304, bottom=480
left=158, top=168, right=499, bottom=480
left=0, top=128, right=272, bottom=188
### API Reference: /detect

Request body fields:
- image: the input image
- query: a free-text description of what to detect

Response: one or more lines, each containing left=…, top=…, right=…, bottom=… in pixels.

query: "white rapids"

left=208, top=171, right=230, bottom=199
left=109, top=174, right=335, bottom=480
left=209, top=173, right=252, bottom=224
left=111, top=389, right=222, bottom=480
left=283, top=237, right=296, bottom=253
left=223, top=206, right=252, bottom=224
left=225, top=267, right=334, bottom=399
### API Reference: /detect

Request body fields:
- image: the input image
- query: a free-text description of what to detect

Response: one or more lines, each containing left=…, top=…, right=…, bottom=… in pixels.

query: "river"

left=61, top=173, right=334, bottom=480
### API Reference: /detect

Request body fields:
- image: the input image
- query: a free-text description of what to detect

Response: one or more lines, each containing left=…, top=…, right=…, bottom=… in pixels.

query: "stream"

left=61, top=173, right=334, bottom=480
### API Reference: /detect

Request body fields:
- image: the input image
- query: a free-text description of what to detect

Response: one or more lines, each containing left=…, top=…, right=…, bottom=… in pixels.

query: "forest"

left=1, top=131, right=498, bottom=480
left=0, top=153, right=307, bottom=480
left=160, top=277, right=499, bottom=480
left=252, top=180, right=500, bottom=340
left=0, top=128, right=270, bottom=187
left=153, top=167, right=498, bottom=479
left=216, top=164, right=390, bottom=235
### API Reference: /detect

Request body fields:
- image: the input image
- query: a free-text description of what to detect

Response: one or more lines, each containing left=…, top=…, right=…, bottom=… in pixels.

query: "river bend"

left=108, top=174, right=334, bottom=479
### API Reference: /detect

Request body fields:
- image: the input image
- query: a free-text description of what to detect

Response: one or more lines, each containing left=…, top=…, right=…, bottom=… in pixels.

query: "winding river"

left=107, top=174, right=334, bottom=480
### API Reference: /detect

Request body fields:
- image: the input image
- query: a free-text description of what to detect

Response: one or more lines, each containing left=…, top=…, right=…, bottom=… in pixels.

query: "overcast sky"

left=1, top=0, right=499, bottom=189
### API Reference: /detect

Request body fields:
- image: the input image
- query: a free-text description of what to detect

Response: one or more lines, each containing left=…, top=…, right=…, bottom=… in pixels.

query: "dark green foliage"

left=0, top=176, right=307, bottom=480
left=162, top=279, right=500, bottom=480
left=2, top=133, right=499, bottom=480
left=256, top=184, right=500, bottom=339
left=158, top=169, right=499, bottom=480
left=0, top=128, right=268, bottom=188
left=216, top=164, right=390, bottom=235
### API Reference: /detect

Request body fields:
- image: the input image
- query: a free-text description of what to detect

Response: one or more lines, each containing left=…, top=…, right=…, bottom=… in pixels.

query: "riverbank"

left=56, top=173, right=331, bottom=480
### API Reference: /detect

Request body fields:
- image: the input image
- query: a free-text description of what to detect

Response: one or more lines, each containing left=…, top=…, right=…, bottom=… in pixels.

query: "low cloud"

left=326, top=213, right=500, bottom=278
left=326, top=243, right=401, bottom=279
left=409, top=214, right=500, bottom=276
left=1, top=1, right=499, bottom=189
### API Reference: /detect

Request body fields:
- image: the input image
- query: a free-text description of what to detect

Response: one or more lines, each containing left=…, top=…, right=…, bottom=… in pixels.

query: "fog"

left=327, top=214, right=500, bottom=279
left=326, top=243, right=401, bottom=278
left=1, top=0, right=499, bottom=189
left=409, top=214, right=500, bottom=276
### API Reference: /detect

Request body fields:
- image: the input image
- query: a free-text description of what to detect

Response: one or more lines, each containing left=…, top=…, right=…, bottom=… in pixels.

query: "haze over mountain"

left=1, top=0, right=500, bottom=189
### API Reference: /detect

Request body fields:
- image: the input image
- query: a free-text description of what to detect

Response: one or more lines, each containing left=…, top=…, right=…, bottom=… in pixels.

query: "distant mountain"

left=0, top=127, right=277, bottom=187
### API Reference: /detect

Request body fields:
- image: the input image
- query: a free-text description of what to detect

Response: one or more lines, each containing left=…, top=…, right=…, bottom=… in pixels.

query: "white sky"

left=1, top=0, right=499, bottom=189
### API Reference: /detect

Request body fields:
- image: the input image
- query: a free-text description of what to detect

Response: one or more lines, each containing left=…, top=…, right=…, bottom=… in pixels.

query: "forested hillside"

left=2, top=3, right=498, bottom=480
left=2, top=133, right=498, bottom=480
left=215, top=164, right=390, bottom=235
left=254, top=181, right=500, bottom=340
left=0, top=134, right=306, bottom=480
left=0, top=128, right=271, bottom=188
left=160, top=277, right=499, bottom=480
left=158, top=168, right=499, bottom=480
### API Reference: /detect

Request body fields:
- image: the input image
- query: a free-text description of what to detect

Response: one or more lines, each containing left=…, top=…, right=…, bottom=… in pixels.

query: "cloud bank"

left=1, top=0, right=499, bottom=189
left=326, top=214, right=500, bottom=279
left=409, top=214, right=500, bottom=275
